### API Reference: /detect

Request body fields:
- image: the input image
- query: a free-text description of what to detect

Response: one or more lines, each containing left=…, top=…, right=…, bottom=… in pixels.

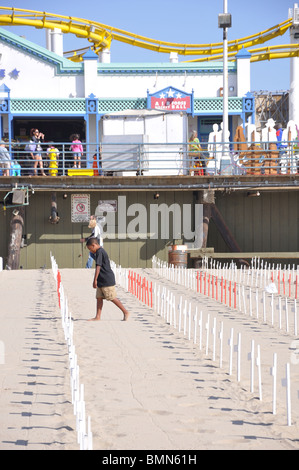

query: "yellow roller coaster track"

left=0, top=6, right=298, bottom=63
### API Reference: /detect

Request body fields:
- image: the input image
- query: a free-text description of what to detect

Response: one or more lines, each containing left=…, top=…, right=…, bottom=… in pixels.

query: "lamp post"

left=218, top=1, right=232, bottom=170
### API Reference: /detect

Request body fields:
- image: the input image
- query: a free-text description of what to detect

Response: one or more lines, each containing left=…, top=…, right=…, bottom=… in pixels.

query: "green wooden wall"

left=207, top=190, right=299, bottom=257
left=0, top=189, right=298, bottom=269
left=0, top=190, right=194, bottom=269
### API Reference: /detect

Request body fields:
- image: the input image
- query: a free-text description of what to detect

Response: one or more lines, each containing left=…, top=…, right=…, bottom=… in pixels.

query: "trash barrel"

left=168, top=245, right=188, bottom=268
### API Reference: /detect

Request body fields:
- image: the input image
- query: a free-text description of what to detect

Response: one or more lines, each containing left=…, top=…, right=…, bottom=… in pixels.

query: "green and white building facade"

left=0, top=26, right=254, bottom=158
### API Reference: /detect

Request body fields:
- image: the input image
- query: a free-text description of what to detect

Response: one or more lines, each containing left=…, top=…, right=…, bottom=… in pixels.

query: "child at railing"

left=47, top=143, right=60, bottom=176
left=93, top=151, right=103, bottom=176
left=70, top=133, right=83, bottom=168
left=10, top=160, right=21, bottom=176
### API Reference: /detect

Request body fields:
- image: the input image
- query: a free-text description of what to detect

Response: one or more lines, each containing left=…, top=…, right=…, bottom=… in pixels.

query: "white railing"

left=0, top=140, right=298, bottom=177
left=50, top=253, right=93, bottom=450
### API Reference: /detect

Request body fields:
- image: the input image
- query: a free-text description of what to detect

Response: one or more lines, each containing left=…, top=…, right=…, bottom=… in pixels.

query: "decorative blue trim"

left=11, top=98, right=86, bottom=114
left=83, top=48, right=98, bottom=60
left=0, top=83, right=10, bottom=93
left=0, top=99, right=9, bottom=113
left=5, top=95, right=251, bottom=119
left=236, top=46, right=251, bottom=59
left=241, top=92, right=255, bottom=124
left=242, top=92, right=255, bottom=114
left=0, top=83, right=12, bottom=149
left=12, top=113, right=85, bottom=117
left=97, top=62, right=237, bottom=75
left=86, top=96, right=98, bottom=114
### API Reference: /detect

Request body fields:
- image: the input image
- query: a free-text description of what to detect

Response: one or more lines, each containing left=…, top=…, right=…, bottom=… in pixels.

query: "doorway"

left=13, top=117, right=86, bottom=143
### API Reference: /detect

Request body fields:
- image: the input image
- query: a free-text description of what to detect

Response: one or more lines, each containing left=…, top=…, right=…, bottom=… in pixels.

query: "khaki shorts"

left=96, top=285, right=117, bottom=301
left=0, top=161, right=10, bottom=169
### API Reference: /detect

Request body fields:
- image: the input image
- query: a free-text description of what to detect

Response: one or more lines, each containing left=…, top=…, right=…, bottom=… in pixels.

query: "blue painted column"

left=0, top=84, right=12, bottom=152
left=85, top=94, right=99, bottom=168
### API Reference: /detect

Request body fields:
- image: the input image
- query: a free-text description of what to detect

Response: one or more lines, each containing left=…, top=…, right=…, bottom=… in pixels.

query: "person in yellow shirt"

left=188, top=130, right=203, bottom=175
left=47, top=144, right=60, bottom=176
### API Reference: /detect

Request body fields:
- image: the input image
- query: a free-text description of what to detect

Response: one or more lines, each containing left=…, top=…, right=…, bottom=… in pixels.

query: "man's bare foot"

left=122, top=312, right=130, bottom=321
left=88, top=317, right=101, bottom=321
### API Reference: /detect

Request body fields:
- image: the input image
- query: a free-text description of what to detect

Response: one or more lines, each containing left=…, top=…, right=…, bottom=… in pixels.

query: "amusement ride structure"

left=0, top=6, right=298, bottom=63
left=0, top=6, right=299, bottom=272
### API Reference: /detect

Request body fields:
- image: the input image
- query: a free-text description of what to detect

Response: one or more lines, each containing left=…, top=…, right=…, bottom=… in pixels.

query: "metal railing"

left=1, top=140, right=299, bottom=177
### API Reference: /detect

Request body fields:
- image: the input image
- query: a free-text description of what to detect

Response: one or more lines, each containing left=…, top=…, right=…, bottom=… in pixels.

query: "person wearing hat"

left=0, top=140, right=11, bottom=176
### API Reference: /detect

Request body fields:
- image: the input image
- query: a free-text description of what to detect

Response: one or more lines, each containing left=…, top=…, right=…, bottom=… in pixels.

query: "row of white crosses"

left=205, top=255, right=299, bottom=304
left=153, top=287, right=291, bottom=422
left=191, top=255, right=298, bottom=294
left=152, top=255, right=299, bottom=335
left=50, top=253, right=93, bottom=450
left=111, top=257, right=294, bottom=426
left=148, top=255, right=295, bottom=426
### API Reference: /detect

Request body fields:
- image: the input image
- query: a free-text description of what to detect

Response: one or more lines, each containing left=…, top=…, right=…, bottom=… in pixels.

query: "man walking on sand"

left=86, top=237, right=130, bottom=321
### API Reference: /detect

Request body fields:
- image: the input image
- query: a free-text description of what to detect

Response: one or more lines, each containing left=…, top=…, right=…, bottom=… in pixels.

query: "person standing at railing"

left=0, top=140, right=11, bottom=176
left=70, top=133, right=83, bottom=169
left=29, top=128, right=47, bottom=176
left=188, top=130, right=203, bottom=175
left=93, top=148, right=103, bottom=176
left=276, top=123, right=285, bottom=150
left=47, top=143, right=60, bottom=176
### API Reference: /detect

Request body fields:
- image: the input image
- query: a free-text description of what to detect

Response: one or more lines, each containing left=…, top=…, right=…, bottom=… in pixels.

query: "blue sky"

left=0, top=0, right=295, bottom=92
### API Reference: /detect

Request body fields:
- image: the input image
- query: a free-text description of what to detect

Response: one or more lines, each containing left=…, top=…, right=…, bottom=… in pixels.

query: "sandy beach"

left=0, top=269, right=76, bottom=450
left=1, top=266, right=299, bottom=450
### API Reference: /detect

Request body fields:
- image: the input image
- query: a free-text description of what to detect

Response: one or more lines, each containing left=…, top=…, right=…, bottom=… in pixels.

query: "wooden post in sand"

left=6, top=206, right=25, bottom=270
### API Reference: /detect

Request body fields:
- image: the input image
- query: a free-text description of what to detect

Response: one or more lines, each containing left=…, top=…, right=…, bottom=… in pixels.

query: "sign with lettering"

left=96, top=200, right=117, bottom=212
left=71, top=194, right=90, bottom=222
left=147, top=86, right=193, bottom=114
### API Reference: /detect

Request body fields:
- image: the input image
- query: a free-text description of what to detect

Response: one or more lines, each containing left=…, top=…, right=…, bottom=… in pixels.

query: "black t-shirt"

left=95, top=247, right=115, bottom=287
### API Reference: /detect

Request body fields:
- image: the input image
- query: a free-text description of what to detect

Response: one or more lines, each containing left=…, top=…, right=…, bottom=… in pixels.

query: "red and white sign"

left=71, top=194, right=90, bottom=222
left=151, top=96, right=190, bottom=111
left=148, top=87, right=193, bottom=113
